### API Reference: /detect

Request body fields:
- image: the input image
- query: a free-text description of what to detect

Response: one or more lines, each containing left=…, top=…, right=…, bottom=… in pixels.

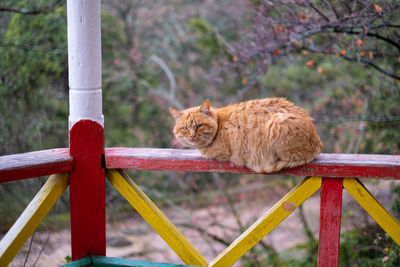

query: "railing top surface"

left=105, top=148, right=400, bottom=179
left=0, top=148, right=73, bottom=183
left=1, top=147, right=399, bottom=182
left=105, top=147, right=399, bottom=164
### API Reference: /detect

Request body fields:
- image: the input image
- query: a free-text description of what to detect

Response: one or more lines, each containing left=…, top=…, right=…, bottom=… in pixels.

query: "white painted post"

left=67, top=0, right=103, bottom=129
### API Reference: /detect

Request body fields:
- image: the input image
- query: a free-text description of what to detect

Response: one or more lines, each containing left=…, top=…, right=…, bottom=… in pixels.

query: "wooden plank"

left=60, top=255, right=197, bottom=267
left=0, top=148, right=72, bottom=184
left=318, top=178, right=343, bottom=267
left=343, top=178, right=400, bottom=245
left=106, top=169, right=208, bottom=267
left=105, top=148, right=400, bottom=179
left=0, top=173, right=69, bottom=266
left=91, top=255, right=198, bottom=267
left=209, top=177, right=322, bottom=267
left=69, top=120, right=106, bottom=260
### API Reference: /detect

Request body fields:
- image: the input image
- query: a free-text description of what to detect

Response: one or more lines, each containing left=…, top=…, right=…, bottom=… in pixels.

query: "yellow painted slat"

left=106, top=169, right=208, bottom=267
left=209, top=176, right=322, bottom=267
left=0, top=173, right=69, bottom=266
left=343, top=178, right=400, bottom=245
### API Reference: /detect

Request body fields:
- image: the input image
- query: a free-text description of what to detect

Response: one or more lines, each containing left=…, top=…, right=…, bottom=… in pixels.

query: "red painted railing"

left=1, top=147, right=400, bottom=266
left=0, top=148, right=72, bottom=183
left=105, top=147, right=400, bottom=179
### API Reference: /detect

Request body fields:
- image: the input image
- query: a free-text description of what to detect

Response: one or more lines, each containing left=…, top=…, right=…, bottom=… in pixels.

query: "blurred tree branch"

left=231, top=0, right=400, bottom=81
left=0, top=0, right=63, bottom=15
left=302, top=46, right=400, bottom=80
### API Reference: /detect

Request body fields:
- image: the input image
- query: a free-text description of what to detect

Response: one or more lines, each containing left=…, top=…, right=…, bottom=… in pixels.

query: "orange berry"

left=375, top=5, right=383, bottom=13
left=307, top=60, right=314, bottom=67
left=273, top=49, right=281, bottom=55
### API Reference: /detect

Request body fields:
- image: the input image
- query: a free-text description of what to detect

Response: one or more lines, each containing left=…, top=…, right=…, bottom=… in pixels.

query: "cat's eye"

left=196, top=124, right=203, bottom=129
left=182, top=127, right=189, bottom=131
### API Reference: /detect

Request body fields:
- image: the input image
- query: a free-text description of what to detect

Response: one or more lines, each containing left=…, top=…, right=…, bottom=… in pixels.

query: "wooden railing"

left=0, top=148, right=399, bottom=266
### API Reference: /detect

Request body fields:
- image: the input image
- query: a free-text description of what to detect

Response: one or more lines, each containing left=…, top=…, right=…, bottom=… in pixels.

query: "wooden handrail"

left=0, top=148, right=73, bottom=183
left=105, top=148, right=400, bottom=179
left=1, top=148, right=399, bottom=183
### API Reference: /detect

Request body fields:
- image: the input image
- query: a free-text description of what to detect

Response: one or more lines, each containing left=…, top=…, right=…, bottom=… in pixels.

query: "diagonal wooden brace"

left=209, top=176, right=322, bottom=267
left=106, top=169, right=208, bottom=267
left=0, top=173, right=69, bottom=266
left=343, top=178, right=400, bottom=245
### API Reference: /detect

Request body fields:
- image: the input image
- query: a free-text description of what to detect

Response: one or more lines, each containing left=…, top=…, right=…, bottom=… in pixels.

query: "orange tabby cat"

left=169, top=98, right=323, bottom=173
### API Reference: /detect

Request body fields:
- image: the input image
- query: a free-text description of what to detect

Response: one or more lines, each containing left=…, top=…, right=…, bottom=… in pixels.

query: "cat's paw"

left=251, top=165, right=281, bottom=174
left=250, top=166, right=263, bottom=173
left=172, top=139, right=184, bottom=148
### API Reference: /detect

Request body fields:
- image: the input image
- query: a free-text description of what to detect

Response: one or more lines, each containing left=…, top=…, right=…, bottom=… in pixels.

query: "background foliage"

left=0, top=0, right=399, bottom=266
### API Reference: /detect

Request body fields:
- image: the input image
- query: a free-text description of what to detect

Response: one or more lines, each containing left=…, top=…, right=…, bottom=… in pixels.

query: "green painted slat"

left=92, top=256, right=198, bottom=267
left=59, top=256, right=198, bottom=267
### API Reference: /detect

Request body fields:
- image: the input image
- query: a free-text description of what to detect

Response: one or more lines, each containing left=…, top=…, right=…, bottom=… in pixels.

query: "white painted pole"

left=67, top=0, right=103, bottom=129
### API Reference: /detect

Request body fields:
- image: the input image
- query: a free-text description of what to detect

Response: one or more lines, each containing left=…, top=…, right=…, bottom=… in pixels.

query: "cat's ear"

left=169, top=107, right=182, bottom=120
left=199, top=99, right=211, bottom=115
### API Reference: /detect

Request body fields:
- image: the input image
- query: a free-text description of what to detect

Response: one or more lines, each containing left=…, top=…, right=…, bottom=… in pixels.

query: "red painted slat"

left=105, top=148, right=400, bottom=179
left=318, top=178, right=343, bottom=267
left=69, top=120, right=106, bottom=260
left=0, top=148, right=73, bottom=183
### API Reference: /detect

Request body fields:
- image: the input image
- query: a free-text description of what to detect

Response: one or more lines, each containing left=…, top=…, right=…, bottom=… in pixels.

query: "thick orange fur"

left=169, top=98, right=323, bottom=173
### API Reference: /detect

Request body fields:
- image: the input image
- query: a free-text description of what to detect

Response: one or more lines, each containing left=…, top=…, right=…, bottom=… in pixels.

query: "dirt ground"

left=6, top=179, right=398, bottom=267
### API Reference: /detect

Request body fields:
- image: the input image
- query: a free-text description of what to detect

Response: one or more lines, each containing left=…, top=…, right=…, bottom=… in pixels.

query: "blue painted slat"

left=92, top=256, right=198, bottom=267
left=59, top=256, right=198, bottom=267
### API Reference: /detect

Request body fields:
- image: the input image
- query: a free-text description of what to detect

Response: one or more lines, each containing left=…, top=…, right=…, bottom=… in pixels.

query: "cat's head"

left=169, top=99, right=218, bottom=148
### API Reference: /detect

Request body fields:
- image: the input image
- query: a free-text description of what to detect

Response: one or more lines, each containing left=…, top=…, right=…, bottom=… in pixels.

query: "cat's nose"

left=190, top=130, right=196, bottom=138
